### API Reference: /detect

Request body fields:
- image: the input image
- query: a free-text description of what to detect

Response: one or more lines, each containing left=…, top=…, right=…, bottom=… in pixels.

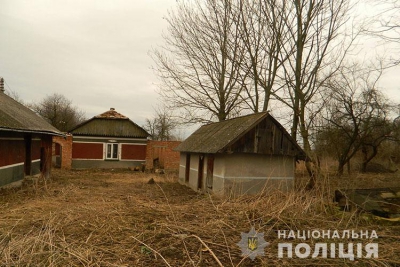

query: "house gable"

left=224, top=116, right=302, bottom=158
left=176, top=112, right=305, bottom=159
left=69, top=108, right=149, bottom=138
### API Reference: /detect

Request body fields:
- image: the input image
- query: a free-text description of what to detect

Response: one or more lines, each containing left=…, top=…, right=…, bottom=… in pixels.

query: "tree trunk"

left=347, top=160, right=351, bottom=175
left=361, top=145, right=378, bottom=173
left=337, top=161, right=345, bottom=177
left=304, top=160, right=318, bottom=190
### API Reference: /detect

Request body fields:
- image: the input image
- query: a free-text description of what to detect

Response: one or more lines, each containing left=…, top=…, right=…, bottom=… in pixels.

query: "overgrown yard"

left=0, top=169, right=399, bottom=266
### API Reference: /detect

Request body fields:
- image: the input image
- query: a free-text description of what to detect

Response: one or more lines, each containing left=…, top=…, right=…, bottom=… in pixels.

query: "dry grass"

left=0, top=168, right=399, bottom=266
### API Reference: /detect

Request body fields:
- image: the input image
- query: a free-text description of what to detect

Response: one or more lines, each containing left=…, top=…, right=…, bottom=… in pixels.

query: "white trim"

left=120, top=143, right=147, bottom=146
left=105, top=143, right=120, bottom=160
left=0, top=162, right=24, bottom=170
left=0, top=159, right=41, bottom=170
left=73, top=136, right=147, bottom=142
left=119, top=159, right=146, bottom=162
left=73, top=141, right=104, bottom=144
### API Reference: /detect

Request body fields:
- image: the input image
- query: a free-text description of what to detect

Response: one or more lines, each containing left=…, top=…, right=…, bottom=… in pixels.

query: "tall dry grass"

left=0, top=169, right=398, bottom=266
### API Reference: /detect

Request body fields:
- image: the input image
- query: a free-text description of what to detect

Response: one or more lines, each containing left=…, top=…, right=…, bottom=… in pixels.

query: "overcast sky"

left=1, top=0, right=399, bottom=135
left=0, top=0, right=176, bottom=126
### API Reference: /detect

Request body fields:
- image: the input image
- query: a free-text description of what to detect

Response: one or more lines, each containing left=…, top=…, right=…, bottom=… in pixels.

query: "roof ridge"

left=203, top=111, right=268, bottom=127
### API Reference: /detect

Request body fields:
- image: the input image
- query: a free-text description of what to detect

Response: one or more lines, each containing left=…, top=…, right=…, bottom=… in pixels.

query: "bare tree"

left=5, top=89, right=23, bottom=103
left=234, top=0, right=290, bottom=112
left=367, top=0, right=400, bottom=65
left=144, top=106, right=178, bottom=141
left=152, top=0, right=246, bottom=123
left=30, top=93, right=86, bottom=132
left=321, top=62, right=394, bottom=175
left=276, top=0, right=356, bottom=188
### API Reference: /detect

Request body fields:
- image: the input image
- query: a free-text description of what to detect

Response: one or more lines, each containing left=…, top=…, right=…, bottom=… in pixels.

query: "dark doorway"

left=54, top=143, right=62, bottom=168
left=198, top=155, right=204, bottom=190
left=185, top=154, right=191, bottom=182
left=206, top=155, right=214, bottom=189
left=40, top=147, right=45, bottom=172
left=24, top=135, right=32, bottom=175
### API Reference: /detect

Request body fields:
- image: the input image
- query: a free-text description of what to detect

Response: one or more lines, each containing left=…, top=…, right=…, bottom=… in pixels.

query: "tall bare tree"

left=30, top=93, right=86, bottom=132
left=277, top=0, right=356, bottom=188
left=152, top=0, right=246, bottom=123
left=234, top=0, right=290, bottom=112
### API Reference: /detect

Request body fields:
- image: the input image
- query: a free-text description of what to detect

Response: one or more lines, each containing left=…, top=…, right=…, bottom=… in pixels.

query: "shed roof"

left=175, top=112, right=305, bottom=157
left=0, top=92, right=63, bottom=136
left=70, top=108, right=149, bottom=138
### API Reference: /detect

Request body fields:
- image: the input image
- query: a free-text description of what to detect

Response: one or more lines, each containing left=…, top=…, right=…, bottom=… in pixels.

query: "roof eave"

left=0, top=127, right=65, bottom=137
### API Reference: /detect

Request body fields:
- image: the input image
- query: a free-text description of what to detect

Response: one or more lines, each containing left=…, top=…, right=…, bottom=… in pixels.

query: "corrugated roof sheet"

left=175, top=112, right=268, bottom=153
left=70, top=109, right=149, bottom=138
left=0, top=93, right=63, bottom=135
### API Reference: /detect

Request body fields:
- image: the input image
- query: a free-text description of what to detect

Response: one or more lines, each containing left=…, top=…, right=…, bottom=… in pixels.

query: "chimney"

left=110, top=108, right=115, bottom=111
left=0, top=77, right=4, bottom=93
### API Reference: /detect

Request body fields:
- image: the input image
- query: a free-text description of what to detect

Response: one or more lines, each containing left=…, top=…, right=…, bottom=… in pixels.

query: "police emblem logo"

left=237, top=227, right=269, bottom=260
left=248, top=236, right=258, bottom=251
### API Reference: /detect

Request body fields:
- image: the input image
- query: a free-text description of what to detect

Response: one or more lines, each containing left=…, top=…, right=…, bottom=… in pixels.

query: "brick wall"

left=145, top=141, right=181, bottom=171
left=52, top=134, right=73, bottom=169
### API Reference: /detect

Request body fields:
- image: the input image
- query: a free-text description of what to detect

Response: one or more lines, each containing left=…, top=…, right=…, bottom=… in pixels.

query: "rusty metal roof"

left=95, top=108, right=128, bottom=119
left=0, top=92, right=63, bottom=136
left=176, top=112, right=305, bottom=157
left=70, top=108, right=149, bottom=138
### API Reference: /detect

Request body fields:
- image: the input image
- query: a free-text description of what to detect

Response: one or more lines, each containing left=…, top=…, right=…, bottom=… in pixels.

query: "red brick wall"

left=0, top=139, right=25, bottom=167
left=121, top=144, right=146, bottom=160
left=145, top=141, right=181, bottom=170
left=72, top=142, right=103, bottom=159
left=53, top=135, right=73, bottom=169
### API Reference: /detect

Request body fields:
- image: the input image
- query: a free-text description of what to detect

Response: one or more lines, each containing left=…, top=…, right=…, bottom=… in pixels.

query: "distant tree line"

left=30, top=93, right=86, bottom=132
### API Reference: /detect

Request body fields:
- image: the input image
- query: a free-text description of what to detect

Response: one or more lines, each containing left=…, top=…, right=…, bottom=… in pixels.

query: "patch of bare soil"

left=0, top=169, right=399, bottom=266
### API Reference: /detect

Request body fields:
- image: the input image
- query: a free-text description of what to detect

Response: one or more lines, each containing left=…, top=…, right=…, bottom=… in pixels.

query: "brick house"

left=68, top=108, right=150, bottom=169
left=0, top=78, right=63, bottom=187
left=175, top=112, right=306, bottom=196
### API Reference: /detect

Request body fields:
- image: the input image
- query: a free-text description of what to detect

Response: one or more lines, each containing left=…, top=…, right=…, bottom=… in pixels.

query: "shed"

left=175, top=112, right=306, bottom=196
left=69, top=108, right=150, bottom=169
left=0, top=78, right=63, bottom=187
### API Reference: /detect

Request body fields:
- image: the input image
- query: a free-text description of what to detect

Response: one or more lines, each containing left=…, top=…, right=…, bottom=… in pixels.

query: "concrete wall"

left=220, top=153, right=294, bottom=196
left=179, top=153, right=208, bottom=191
left=179, top=152, right=295, bottom=196
left=0, top=163, right=24, bottom=187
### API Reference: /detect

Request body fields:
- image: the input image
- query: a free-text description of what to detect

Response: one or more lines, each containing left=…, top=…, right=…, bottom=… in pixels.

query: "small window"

left=106, top=143, right=119, bottom=160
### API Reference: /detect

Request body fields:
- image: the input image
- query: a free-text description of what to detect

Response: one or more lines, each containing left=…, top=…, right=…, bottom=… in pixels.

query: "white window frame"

left=105, top=143, right=119, bottom=160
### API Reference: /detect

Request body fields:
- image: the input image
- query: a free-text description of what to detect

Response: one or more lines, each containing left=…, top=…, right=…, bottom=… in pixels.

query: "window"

left=106, top=143, right=119, bottom=160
